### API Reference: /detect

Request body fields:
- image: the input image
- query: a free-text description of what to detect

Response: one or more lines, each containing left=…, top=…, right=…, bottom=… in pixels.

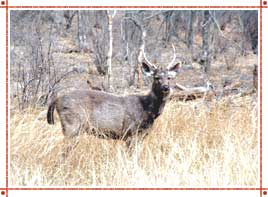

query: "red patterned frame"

left=0, top=1, right=266, bottom=197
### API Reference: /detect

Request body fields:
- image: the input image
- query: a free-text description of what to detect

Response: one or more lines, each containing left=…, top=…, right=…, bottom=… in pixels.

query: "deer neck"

left=139, top=89, right=167, bottom=129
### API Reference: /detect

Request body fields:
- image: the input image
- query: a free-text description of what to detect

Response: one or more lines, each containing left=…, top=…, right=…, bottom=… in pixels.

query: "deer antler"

left=142, top=46, right=158, bottom=70
left=167, top=43, right=176, bottom=69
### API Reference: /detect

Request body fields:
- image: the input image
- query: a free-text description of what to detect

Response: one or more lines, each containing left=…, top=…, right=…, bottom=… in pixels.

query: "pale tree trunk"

left=201, top=10, right=211, bottom=73
left=107, top=10, right=117, bottom=90
left=137, top=30, right=146, bottom=88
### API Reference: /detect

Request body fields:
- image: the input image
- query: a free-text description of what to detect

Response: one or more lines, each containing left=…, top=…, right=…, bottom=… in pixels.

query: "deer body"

left=48, top=86, right=168, bottom=140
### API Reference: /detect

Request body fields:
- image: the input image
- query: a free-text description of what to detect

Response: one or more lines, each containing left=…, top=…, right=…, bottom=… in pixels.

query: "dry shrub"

left=10, top=95, right=258, bottom=187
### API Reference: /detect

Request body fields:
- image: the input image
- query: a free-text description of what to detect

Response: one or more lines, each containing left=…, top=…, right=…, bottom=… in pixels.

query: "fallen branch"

left=171, top=83, right=215, bottom=101
left=171, top=82, right=255, bottom=102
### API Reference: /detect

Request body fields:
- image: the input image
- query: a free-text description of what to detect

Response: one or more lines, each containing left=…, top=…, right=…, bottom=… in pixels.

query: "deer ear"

left=169, top=62, right=181, bottom=72
left=142, top=62, right=154, bottom=77
left=168, top=62, right=181, bottom=77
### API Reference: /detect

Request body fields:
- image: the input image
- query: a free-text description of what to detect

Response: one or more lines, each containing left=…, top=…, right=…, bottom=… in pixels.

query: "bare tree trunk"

left=137, top=31, right=146, bottom=88
left=127, top=16, right=147, bottom=88
left=238, top=13, right=246, bottom=56
left=107, top=10, right=116, bottom=90
left=77, top=11, right=81, bottom=51
left=121, top=12, right=134, bottom=86
left=201, top=10, right=211, bottom=73
left=187, top=11, right=195, bottom=49
left=123, top=14, right=147, bottom=88
left=187, top=11, right=196, bottom=62
left=163, top=11, right=173, bottom=45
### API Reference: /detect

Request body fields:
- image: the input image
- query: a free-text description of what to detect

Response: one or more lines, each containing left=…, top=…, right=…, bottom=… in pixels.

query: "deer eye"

left=167, top=77, right=171, bottom=80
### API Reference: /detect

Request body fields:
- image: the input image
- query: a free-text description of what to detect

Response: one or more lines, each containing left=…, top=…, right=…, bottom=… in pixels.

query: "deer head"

left=142, top=44, right=181, bottom=97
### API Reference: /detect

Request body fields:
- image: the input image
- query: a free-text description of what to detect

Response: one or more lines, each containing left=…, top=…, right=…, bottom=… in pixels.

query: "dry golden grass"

left=10, top=95, right=258, bottom=187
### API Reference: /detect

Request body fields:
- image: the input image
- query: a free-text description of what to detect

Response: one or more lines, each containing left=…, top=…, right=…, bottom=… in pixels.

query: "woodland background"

left=10, top=10, right=258, bottom=109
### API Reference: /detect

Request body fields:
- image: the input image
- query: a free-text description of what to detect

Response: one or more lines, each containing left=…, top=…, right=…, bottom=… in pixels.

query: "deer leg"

left=59, top=111, right=83, bottom=137
left=125, top=129, right=150, bottom=156
left=59, top=115, right=82, bottom=163
left=125, top=132, right=144, bottom=156
left=60, top=136, right=80, bottom=163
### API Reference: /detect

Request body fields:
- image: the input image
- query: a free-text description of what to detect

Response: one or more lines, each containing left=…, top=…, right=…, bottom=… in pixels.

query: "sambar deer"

left=47, top=45, right=180, bottom=149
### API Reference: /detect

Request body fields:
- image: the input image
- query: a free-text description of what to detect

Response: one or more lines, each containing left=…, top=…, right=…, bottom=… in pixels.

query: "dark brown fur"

left=47, top=62, right=180, bottom=145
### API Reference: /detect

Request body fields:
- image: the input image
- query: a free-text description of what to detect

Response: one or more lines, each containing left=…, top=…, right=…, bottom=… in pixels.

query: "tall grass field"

left=10, top=94, right=258, bottom=187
